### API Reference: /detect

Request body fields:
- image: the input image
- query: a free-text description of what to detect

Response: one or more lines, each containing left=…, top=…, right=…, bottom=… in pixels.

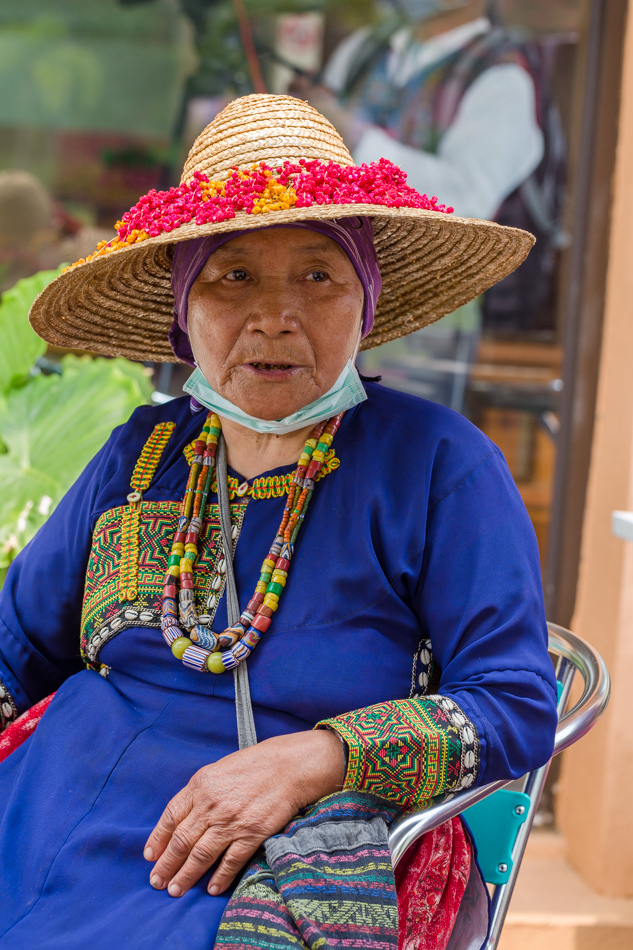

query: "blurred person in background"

left=302, top=0, right=564, bottom=336
left=0, top=171, right=56, bottom=292
left=0, top=170, right=113, bottom=293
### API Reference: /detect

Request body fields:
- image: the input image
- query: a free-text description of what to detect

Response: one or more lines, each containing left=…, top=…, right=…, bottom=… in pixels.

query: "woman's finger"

left=208, top=839, right=261, bottom=895
left=144, top=787, right=193, bottom=862
left=148, top=814, right=210, bottom=889
left=166, top=827, right=231, bottom=897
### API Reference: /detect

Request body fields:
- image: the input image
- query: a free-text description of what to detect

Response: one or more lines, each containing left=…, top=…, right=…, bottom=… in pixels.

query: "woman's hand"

left=143, top=728, right=345, bottom=898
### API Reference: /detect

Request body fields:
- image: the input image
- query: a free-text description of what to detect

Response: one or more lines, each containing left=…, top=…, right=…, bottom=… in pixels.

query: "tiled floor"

left=498, top=832, right=633, bottom=950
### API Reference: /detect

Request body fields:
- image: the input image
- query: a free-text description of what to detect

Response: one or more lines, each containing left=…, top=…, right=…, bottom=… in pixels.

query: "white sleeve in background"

left=353, top=63, right=545, bottom=220
left=321, top=27, right=372, bottom=94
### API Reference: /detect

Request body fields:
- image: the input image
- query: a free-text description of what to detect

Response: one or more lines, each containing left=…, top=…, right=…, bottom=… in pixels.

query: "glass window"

left=0, top=0, right=585, bottom=577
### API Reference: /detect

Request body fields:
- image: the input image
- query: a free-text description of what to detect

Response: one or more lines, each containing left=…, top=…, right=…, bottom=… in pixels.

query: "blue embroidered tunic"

left=0, top=383, right=557, bottom=948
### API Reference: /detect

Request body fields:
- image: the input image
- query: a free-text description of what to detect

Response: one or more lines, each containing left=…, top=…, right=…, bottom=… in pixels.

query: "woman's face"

left=186, top=227, right=364, bottom=420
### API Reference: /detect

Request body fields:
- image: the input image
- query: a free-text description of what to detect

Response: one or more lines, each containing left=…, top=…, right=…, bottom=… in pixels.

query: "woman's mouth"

left=245, top=362, right=301, bottom=379
left=250, top=362, right=292, bottom=371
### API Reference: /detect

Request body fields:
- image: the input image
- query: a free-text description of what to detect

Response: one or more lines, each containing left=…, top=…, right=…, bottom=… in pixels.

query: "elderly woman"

left=0, top=96, right=557, bottom=950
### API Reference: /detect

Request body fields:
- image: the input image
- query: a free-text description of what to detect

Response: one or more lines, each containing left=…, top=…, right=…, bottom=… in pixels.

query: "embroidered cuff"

left=0, top=677, right=18, bottom=733
left=316, top=695, right=479, bottom=810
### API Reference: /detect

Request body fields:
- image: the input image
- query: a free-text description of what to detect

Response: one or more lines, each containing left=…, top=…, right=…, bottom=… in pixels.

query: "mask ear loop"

left=351, top=317, right=364, bottom=364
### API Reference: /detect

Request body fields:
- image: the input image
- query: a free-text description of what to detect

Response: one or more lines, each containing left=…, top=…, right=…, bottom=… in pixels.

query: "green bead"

left=167, top=554, right=180, bottom=567
left=316, top=441, right=328, bottom=453
left=207, top=652, right=226, bottom=674
left=171, top=637, right=192, bottom=659
left=184, top=550, right=196, bottom=561
left=259, top=572, right=272, bottom=584
left=267, top=581, right=284, bottom=597
left=209, top=426, right=221, bottom=437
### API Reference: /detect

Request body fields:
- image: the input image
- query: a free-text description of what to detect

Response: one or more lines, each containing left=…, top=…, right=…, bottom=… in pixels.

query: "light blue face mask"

left=183, top=360, right=367, bottom=435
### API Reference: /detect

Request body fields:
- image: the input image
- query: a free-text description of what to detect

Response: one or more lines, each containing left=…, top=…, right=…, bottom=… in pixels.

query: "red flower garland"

left=67, top=158, right=453, bottom=270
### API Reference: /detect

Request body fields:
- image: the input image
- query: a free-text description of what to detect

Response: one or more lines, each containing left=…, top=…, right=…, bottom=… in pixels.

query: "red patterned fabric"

left=0, top=697, right=470, bottom=950
left=0, top=694, right=54, bottom=764
left=395, top=817, right=471, bottom=950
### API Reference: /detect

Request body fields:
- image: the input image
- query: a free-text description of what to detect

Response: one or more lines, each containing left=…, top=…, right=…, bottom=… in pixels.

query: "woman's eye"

left=225, top=269, right=249, bottom=281
left=307, top=271, right=328, bottom=282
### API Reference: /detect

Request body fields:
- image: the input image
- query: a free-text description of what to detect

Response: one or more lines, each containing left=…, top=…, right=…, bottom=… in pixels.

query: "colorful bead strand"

left=160, top=412, right=344, bottom=674
left=161, top=413, right=221, bottom=666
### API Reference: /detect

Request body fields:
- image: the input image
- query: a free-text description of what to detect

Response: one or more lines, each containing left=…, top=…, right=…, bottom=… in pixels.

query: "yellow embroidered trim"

left=182, top=440, right=340, bottom=498
left=119, top=422, right=176, bottom=601
left=131, top=421, right=176, bottom=491
left=120, top=505, right=141, bottom=601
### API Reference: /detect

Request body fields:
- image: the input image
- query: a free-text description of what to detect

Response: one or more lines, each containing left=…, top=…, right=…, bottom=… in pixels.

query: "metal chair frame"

left=388, top=622, right=611, bottom=950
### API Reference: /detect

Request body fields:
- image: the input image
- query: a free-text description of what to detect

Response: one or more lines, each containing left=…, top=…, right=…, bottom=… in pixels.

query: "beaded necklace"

left=183, top=439, right=340, bottom=499
left=161, top=411, right=343, bottom=673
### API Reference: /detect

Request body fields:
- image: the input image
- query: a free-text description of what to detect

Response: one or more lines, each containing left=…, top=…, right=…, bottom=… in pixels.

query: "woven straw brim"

left=29, top=203, right=534, bottom=362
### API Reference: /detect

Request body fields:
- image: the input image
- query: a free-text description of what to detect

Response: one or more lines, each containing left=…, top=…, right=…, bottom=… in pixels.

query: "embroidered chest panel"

left=80, top=499, right=247, bottom=667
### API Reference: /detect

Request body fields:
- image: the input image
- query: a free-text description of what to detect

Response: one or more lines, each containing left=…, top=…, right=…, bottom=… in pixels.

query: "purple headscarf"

left=168, top=218, right=382, bottom=365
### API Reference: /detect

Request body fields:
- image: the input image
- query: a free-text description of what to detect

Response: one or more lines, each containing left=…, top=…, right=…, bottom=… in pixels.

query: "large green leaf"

left=0, top=267, right=64, bottom=394
left=0, top=354, right=153, bottom=576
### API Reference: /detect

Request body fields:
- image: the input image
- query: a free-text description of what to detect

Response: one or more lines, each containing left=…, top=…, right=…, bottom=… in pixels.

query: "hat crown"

left=181, top=94, right=354, bottom=184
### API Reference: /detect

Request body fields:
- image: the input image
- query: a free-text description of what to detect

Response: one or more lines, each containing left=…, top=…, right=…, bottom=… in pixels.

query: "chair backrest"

left=462, top=788, right=531, bottom=885
left=388, top=623, right=610, bottom=950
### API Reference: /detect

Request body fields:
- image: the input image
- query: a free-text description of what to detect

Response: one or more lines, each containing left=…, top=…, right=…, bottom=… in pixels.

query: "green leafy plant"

left=0, top=267, right=153, bottom=583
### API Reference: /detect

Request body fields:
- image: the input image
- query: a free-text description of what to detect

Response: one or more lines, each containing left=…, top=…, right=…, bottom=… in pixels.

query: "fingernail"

left=150, top=875, right=163, bottom=889
left=168, top=882, right=182, bottom=897
left=144, top=847, right=154, bottom=861
left=208, top=884, right=219, bottom=896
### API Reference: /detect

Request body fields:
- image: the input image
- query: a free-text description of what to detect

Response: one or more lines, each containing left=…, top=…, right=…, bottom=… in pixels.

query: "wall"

left=556, top=0, right=633, bottom=897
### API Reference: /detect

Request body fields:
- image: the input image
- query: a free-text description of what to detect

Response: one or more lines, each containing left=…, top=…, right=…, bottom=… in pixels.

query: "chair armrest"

left=389, top=623, right=610, bottom=867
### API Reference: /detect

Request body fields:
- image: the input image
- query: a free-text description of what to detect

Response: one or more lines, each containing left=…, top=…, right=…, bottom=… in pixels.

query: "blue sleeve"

left=416, top=448, right=558, bottom=787
left=0, top=438, right=113, bottom=722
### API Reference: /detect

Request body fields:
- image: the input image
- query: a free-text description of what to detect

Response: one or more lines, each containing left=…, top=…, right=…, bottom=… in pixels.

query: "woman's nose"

left=245, top=280, right=302, bottom=335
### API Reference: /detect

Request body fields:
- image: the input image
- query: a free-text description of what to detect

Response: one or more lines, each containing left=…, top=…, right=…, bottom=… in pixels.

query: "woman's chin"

left=225, top=377, right=319, bottom=422
left=233, top=400, right=306, bottom=422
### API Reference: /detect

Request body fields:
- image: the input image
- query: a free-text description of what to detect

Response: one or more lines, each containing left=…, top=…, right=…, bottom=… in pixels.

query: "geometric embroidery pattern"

left=317, top=695, right=480, bottom=811
left=80, top=499, right=247, bottom=668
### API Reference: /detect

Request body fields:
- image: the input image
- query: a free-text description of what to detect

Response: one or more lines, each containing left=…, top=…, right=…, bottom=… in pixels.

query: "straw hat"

left=29, top=94, right=534, bottom=361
